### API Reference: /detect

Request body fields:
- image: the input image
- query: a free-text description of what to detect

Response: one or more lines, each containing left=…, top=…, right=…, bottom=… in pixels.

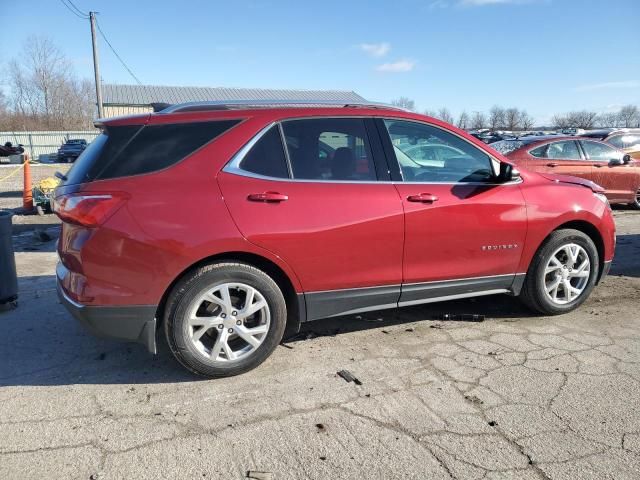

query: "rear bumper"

left=56, top=263, right=157, bottom=353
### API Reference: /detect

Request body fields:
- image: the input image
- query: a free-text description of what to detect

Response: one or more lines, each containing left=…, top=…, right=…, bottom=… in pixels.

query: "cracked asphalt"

left=0, top=210, right=639, bottom=479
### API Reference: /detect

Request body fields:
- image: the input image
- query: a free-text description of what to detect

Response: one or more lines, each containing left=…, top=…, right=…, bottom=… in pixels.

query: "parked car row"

left=491, top=135, right=640, bottom=208
left=579, top=128, right=640, bottom=159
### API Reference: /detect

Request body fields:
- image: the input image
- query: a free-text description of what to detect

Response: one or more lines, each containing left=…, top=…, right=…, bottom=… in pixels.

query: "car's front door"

left=580, top=140, right=640, bottom=203
left=527, top=140, right=594, bottom=180
left=218, top=117, right=405, bottom=320
left=377, top=119, right=527, bottom=306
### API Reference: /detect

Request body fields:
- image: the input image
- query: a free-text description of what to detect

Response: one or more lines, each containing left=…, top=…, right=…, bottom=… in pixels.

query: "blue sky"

left=1, top=0, right=639, bottom=124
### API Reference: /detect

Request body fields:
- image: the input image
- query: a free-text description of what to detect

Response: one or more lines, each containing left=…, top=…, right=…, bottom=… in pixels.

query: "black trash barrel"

left=0, top=210, right=18, bottom=304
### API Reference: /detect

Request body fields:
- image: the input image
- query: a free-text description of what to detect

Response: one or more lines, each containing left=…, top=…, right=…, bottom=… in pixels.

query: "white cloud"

left=358, top=42, right=391, bottom=57
left=375, top=59, right=416, bottom=73
left=574, top=80, right=640, bottom=92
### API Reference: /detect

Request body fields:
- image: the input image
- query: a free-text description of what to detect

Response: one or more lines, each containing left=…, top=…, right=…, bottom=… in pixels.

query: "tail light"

left=53, top=193, right=127, bottom=227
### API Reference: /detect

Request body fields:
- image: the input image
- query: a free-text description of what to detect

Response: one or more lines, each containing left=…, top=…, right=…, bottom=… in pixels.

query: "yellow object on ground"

left=37, top=177, right=60, bottom=192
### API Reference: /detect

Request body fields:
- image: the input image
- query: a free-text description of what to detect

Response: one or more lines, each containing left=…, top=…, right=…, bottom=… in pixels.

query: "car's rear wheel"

left=164, top=262, right=287, bottom=378
left=520, top=229, right=599, bottom=315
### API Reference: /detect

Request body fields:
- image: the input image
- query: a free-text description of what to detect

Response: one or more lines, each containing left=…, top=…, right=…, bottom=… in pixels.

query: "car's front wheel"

left=164, top=262, right=287, bottom=378
left=520, top=229, right=599, bottom=315
left=631, top=187, right=640, bottom=210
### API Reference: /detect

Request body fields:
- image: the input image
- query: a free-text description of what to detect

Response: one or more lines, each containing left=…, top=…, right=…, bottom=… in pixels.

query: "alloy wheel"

left=187, top=282, right=270, bottom=362
left=543, top=243, right=591, bottom=305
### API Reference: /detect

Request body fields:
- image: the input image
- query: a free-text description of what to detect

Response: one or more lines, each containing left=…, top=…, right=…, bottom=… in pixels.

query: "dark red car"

left=493, top=136, right=640, bottom=209
left=54, top=101, right=615, bottom=377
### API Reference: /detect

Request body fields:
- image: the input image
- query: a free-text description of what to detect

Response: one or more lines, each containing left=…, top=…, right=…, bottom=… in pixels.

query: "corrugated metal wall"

left=0, top=131, right=100, bottom=161
left=103, top=105, right=152, bottom=118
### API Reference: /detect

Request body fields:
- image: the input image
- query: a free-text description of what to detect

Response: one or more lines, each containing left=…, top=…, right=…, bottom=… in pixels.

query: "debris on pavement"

left=246, top=471, right=273, bottom=480
left=337, top=369, right=362, bottom=385
left=437, top=313, right=485, bottom=322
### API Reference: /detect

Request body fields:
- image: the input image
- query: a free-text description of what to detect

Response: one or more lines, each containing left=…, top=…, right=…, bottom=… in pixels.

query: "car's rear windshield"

left=63, top=120, right=240, bottom=185
left=489, top=140, right=524, bottom=155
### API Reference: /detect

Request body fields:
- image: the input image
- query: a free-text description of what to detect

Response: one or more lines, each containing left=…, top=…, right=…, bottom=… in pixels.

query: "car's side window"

left=580, top=141, right=622, bottom=162
left=529, top=145, right=547, bottom=158
left=280, top=118, right=377, bottom=181
left=383, top=119, right=494, bottom=183
left=544, top=141, right=582, bottom=160
left=608, top=134, right=640, bottom=150
left=239, top=125, right=290, bottom=178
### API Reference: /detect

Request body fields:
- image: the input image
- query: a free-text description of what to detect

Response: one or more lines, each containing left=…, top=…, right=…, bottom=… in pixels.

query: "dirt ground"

left=0, top=208, right=638, bottom=479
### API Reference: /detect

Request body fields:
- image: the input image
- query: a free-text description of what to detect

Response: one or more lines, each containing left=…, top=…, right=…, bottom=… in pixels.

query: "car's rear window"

left=64, top=120, right=240, bottom=185
left=489, top=140, right=524, bottom=155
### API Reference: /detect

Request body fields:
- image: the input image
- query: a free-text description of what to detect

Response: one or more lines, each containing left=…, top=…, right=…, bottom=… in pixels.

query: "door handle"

left=546, top=162, right=558, bottom=167
left=407, top=193, right=439, bottom=203
left=594, top=164, right=604, bottom=168
left=247, top=192, right=288, bottom=203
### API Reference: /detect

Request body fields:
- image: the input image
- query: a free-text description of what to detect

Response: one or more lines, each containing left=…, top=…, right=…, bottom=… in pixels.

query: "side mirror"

left=623, top=154, right=631, bottom=164
left=498, top=162, right=520, bottom=182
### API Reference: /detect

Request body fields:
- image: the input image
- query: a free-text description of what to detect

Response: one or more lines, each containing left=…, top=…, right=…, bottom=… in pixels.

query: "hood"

left=538, top=172, right=605, bottom=194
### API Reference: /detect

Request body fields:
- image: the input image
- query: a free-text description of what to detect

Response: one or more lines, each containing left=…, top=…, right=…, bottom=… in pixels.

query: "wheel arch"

left=155, top=251, right=305, bottom=338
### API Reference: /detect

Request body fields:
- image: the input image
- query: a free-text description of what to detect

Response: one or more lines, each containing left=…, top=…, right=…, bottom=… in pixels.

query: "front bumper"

left=598, top=260, right=612, bottom=283
left=56, top=263, right=158, bottom=353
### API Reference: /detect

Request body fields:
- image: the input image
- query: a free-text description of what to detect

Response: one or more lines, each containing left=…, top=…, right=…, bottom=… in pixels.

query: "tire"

left=631, top=188, right=640, bottom=210
left=164, top=262, right=287, bottom=378
left=520, top=229, right=599, bottom=315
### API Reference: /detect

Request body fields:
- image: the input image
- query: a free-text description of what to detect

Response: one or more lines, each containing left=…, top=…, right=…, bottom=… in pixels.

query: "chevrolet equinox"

left=54, top=100, right=616, bottom=377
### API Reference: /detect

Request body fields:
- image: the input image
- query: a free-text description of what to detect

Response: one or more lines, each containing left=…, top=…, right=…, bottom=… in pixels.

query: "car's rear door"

left=218, top=117, right=404, bottom=320
left=526, top=140, right=594, bottom=180
left=376, top=118, right=527, bottom=305
left=580, top=139, right=640, bottom=203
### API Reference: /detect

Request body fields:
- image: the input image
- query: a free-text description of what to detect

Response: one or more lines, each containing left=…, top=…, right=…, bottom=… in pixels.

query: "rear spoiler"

left=151, top=102, right=171, bottom=112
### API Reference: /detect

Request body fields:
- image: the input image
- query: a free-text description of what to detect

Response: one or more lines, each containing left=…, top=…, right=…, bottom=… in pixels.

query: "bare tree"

left=423, top=109, right=438, bottom=118
left=489, top=105, right=505, bottom=131
left=470, top=111, right=487, bottom=130
left=551, top=111, right=597, bottom=130
left=456, top=110, right=469, bottom=130
left=437, top=107, right=454, bottom=125
left=519, top=110, right=535, bottom=130
left=569, top=111, right=598, bottom=129
left=618, top=105, right=639, bottom=128
left=597, top=112, right=619, bottom=128
left=504, top=108, right=520, bottom=131
left=551, top=114, right=571, bottom=130
left=6, top=35, right=95, bottom=130
left=390, top=97, right=415, bottom=111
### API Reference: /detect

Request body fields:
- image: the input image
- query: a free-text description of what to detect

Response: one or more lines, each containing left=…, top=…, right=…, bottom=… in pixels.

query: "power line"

left=66, top=0, right=89, bottom=17
left=95, top=18, right=143, bottom=85
left=59, top=0, right=88, bottom=19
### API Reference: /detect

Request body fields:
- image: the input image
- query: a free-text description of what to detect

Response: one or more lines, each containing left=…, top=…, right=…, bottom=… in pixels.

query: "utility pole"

left=89, top=12, right=104, bottom=118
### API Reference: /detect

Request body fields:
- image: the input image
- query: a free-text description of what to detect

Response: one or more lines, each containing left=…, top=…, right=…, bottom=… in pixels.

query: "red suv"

left=54, top=101, right=616, bottom=377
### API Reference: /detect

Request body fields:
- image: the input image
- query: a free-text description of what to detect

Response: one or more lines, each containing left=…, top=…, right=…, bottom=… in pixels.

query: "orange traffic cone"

left=23, top=153, right=33, bottom=213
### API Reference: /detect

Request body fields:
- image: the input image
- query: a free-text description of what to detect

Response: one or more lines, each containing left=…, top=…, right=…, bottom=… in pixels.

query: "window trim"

left=223, top=117, right=388, bottom=183
left=222, top=116, right=521, bottom=186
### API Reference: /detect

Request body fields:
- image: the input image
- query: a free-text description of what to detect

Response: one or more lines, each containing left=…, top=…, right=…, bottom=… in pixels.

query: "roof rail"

left=157, top=99, right=405, bottom=114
